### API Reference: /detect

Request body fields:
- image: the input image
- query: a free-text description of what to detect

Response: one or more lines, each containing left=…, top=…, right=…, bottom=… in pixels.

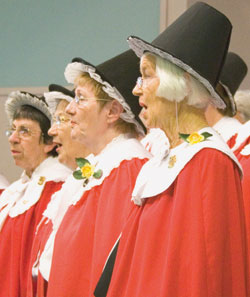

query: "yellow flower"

left=81, top=163, right=95, bottom=179
left=187, top=132, right=204, bottom=145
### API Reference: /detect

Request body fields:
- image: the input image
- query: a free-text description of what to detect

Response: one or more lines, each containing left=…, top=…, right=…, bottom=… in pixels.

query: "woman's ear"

left=106, top=100, right=123, bottom=124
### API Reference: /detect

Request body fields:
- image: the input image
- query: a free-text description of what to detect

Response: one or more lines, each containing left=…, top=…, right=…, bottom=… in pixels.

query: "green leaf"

left=201, top=132, right=213, bottom=139
left=73, top=170, right=84, bottom=180
left=76, top=158, right=90, bottom=168
left=93, top=169, right=103, bottom=179
left=179, top=133, right=190, bottom=141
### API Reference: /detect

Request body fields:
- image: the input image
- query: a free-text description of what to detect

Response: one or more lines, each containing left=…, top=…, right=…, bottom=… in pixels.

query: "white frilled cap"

left=5, top=91, right=51, bottom=123
left=44, top=84, right=74, bottom=115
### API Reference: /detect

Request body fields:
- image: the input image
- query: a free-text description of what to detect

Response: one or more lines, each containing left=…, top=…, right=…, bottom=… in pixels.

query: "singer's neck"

left=88, top=129, right=122, bottom=156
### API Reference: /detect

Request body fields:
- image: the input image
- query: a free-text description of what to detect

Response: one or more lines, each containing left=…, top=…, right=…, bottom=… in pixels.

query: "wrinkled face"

left=132, top=54, right=161, bottom=129
left=48, top=100, right=87, bottom=169
left=8, top=118, right=48, bottom=175
left=66, top=82, right=109, bottom=150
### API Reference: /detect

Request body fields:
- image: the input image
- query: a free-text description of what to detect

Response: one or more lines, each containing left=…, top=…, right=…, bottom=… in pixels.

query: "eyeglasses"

left=51, top=114, right=71, bottom=127
left=74, top=95, right=110, bottom=105
left=136, top=77, right=143, bottom=88
left=5, top=126, right=41, bottom=139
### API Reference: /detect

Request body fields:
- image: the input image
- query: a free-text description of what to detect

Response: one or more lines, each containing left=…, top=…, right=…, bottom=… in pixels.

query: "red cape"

left=105, top=149, right=248, bottom=297
left=46, top=158, right=148, bottom=297
left=0, top=181, right=62, bottom=297
left=26, top=218, right=53, bottom=297
left=234, top=136, right=250, bottom=282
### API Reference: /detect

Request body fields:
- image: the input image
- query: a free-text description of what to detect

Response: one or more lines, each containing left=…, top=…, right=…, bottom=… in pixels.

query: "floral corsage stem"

left=73, top=158, right=103, bottom=186
left=179, top=131, right=212, bottom=145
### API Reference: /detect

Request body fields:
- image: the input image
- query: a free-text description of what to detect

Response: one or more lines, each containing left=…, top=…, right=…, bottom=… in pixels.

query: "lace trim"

left=127, top=36, right=226, bottom=110
left=5, top=91, right=51, bottom=122
left=44, top=91, right=73, bottom=114
left=64, top=62, right=144, bottom=135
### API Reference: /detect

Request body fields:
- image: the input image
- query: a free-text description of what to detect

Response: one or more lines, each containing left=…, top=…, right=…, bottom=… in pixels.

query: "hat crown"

left=151, top=2, right=232, bottom=88
left=67, top=51, right=145, bottom=133
left=97, top=50, right=140, bottom=115
left=219, top=52, right=248, bottom=96
left=48, top=84, right=75, bottom=98
left=128, top=2, right=232, bottom=109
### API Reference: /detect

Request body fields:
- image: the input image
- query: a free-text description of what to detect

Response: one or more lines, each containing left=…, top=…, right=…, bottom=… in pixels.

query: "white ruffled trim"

left=0, top=157, right=71, bottom=230
left=64, top=62, right=144, bottom=135
left=8, top=157, right=71, bottom=218
left=213, top=116, right=242, bottom=142
left=231, top=120, right=250, bottom=152
left=127, top=36, right=226, bottom=110
left=141, top=128, right=170, bottom=159
left=132, top=127, right=242, bottom=206
left=44, top=91, right=73, bottom=115
left=5, top=91, right=51, bottom=123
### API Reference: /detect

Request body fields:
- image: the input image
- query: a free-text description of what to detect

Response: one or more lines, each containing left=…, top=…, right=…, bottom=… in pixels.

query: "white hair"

left=144, top=52, right=211, bottom=109
left=235, top=90, right=250, bottom=121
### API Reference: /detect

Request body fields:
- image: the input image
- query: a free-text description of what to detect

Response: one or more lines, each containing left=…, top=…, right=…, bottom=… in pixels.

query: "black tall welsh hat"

left=127, top=2, right=232, bottom=109
left=64, top=50, right=145, bottom=134
left=44, top=84, right=75, bottom=115
left=217, top=52, right=248, bottom=116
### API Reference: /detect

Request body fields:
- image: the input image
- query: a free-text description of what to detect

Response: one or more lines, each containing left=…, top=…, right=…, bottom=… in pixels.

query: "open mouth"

left=71, top=120, right=77, bottom=127
left=54, top=143, right=63, bottom=153
left=139, top=100, right=148, bottom=110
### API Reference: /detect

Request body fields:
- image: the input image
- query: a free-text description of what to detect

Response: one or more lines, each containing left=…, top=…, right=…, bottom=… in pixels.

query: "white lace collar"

left=140, top=128, right=170, bottom=158
left=213, top=116, right=242, bottom=142
left=70, top=134, right=151, bottom=205
left=132, top=127, right=242, bottom=205
left=0, top=157, right=71, bottom=230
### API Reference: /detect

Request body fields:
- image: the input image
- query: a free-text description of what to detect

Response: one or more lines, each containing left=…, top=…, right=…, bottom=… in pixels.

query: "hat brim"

left=44, top=91, right=73, bottom=115
left=64, top=59, right=145, bottom=135
left=5, top=91, right=51, bottom=123
left=127, top=35, right=226, bottom=109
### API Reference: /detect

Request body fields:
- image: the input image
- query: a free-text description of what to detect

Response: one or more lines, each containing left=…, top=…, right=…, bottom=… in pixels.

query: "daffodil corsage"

left=179, top=131, right=212, bottom=145
left=73, top=158, right=103, bottom=186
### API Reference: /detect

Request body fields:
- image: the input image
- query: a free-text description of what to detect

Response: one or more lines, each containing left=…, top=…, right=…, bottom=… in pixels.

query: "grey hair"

left=235, top=90, right=250, bottom=121
left=143, top=52, right=211, bottom=109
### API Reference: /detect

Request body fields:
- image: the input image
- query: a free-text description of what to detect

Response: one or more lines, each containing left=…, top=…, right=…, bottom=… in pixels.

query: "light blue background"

left=0, top=0, right=160, bottom=87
